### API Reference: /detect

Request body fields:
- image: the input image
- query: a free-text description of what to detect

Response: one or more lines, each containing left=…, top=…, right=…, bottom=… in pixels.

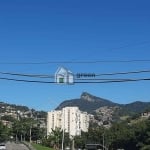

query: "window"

left=59, top=78, right=64, bottom=83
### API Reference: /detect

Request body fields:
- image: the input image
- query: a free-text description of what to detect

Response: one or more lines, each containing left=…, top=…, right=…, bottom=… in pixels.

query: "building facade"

left=47, top=110, right=62, bottom=134
left=47, top=107, right=89, bottom=137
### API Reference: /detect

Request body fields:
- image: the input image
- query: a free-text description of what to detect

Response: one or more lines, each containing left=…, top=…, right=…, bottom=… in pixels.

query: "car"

left=0, top=143, right=6, bottom=150
left=65, top=146, right=70, bottom=150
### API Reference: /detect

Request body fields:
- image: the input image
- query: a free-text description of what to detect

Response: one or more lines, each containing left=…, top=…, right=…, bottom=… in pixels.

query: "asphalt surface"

left=5, top=141, right=29, bottom=150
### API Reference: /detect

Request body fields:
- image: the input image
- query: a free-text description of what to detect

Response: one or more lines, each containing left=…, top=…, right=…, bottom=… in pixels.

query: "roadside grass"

left=32, top=143, right=54, bottom=150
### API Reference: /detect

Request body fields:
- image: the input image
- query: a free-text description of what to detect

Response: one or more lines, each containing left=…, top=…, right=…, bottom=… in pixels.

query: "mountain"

left=123, top=101, right=150, bottom=113
left=56, top=92, right=150, bottom=115
left=56, top=92, right=120, bottom=113
left=109, top=101, right=150, bottom=119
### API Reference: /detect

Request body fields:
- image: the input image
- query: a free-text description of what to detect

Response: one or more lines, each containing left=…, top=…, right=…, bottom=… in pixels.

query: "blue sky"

left=0, top=0, right=150, bottom=111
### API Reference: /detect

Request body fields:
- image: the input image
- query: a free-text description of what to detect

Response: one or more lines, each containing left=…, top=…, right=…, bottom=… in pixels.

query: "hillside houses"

left=0, top=102, right=46, bottom=129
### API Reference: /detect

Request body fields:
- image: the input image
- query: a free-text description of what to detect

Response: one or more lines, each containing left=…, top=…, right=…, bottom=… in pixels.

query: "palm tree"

left=50, top=127, right=62, bottom=149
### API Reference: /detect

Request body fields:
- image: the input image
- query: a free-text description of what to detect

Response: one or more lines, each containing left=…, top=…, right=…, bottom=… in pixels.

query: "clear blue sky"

left=0, top=0, right=150, bottom=111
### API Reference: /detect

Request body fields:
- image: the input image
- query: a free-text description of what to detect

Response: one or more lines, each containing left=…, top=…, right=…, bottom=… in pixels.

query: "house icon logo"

left=55, top=67, right=74, bottom=84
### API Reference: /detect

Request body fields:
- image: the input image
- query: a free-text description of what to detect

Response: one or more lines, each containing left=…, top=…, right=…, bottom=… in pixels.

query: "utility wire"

left=95, top=70, right=150, bottom=77
left=76, top=78, right=144, bottom=80
left=0, top=77, right=150, bottom=84
left=109, top=40, right=150, bottom=51
left=0, top=77, right=54, bottom=83
left=0, top=59, right=150, bottom=64
left=75, top=78, right=150, bottom=83
left=0, top=69, right=150, bottom=79
left=0, top=41, right=149, bottom=65
left=0, top=71, right=53, bottom=78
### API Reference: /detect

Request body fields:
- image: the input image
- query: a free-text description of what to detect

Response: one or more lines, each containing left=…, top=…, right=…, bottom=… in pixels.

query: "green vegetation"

left=12, top=118, right=46, bottom=142
left=73, top=118, right=150, bottom=150
left=32, top=143, right=53, bottom=150
left=41, top=118, right=150, bottom=149
left=1, top=98, right=150, bottom=149
left=42, top=127, right=70, bottom=149
left=1, top=115, right=16, bottom=122
left=0, top=121, right=10, bottom=142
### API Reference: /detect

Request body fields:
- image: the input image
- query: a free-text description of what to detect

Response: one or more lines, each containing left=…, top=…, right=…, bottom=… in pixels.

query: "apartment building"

left=47, top=107, right=89, bottom=137
left=47, top=110, right=62, bottom=135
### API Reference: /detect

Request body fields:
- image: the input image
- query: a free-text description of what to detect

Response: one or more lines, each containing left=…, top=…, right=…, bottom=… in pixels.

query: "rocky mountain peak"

left=80, top=92, right=96, bottom=102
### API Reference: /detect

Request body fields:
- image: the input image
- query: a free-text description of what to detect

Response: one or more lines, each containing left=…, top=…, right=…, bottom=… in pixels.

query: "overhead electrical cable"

left=0, top=77, right=54, bottom=83
left=0, top=77, right=150, bottom=84
left=0, top=71, right=53, bottom=78
left=0, top=69, right=150, bottom=79
left=94, top=70, right=150, bottom=77
left=74, top=78, right=150, bottom=83
left=0, top=59, right=150, bottom=65
left=109, top=40, right=150, bottom=51
left=76, top=78, right=145, bottom=80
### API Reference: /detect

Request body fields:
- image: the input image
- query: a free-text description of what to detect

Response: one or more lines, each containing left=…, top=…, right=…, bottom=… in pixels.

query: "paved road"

left=6, top=141, right=29, bottom=150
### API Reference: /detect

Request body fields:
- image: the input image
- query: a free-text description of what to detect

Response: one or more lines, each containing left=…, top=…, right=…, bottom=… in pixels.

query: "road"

left=6, top=141, right=29, bottom=150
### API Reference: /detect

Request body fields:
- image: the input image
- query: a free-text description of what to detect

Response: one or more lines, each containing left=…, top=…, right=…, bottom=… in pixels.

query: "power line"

left=0, top=41, right=149, bottom=66
left=0, top=59, right=150, bottom=65
left=95, top=70, right=150, bottom=77
left=110, top=40, right=150, bottom=51
left=0, top=77, right=54, bottom=83
left=0, top=69, right=150, bottom=79
left=76, top=78, right=144, bottom=80
left=0, top=77, right=150, bottom=84
left=75, top=78, right=150, bottom=83
left=0, top=71, right=53, bottom=78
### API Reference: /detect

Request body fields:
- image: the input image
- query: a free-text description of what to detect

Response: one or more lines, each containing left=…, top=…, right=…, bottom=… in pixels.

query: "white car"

left=0, top=143, right=6, bottom=150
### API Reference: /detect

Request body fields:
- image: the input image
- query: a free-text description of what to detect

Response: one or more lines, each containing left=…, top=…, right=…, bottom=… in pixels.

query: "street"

left=6, top=142, right=29, bottom=150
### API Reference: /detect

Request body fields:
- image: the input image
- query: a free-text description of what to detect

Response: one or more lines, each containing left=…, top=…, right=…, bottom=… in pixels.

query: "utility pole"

left=103, top=133, right=105, bottom=150
left=71, top=138, right=75, bottom=150
left=29, top=125, right=32, bottom=143
left=62, top=128, right=64, bottom=150
left=16, top=134, right=18, bottom=143
left=29, top=117, right=33, bottom=143
left=62, top=109, right=65, bottom=150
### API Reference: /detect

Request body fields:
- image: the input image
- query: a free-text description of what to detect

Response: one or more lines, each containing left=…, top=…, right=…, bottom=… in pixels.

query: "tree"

left=49, top=127, right=63, bottom=149
left=105, top=121, right=138, bottom=149
left=134, top=120, right=150, bottom=150
left=0, top=121, right=10, bottom=142
left=140, top=145, right=150, bottom=150
left=1, top=115, right=16, bottom=122
left=31, top=126, right=46, bottom=142
left=12, top=118, right=38, bottom=142
left=74, top=135, right=86, bottom=149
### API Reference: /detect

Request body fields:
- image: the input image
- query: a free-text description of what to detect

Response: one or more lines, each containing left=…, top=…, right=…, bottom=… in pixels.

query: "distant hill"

left=0, top=101, right=47, bottom=132
left=56, top=92, right=150, bottom=116
left=110, top=101, right=150, bottom=119
left=123, top=101, right=150, bottom=114
left=1, top=92, right=150, bottom=125
left=56, top=92, right=119, bottom=113
left=0, top=101, right=47, bottom=119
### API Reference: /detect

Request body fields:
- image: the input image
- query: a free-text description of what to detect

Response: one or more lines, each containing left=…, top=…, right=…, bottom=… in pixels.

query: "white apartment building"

left=80, top=112, right=89, bottom=132
left=47, top=107, right=89, bottom=137
left=47, top=110, right=62, bottom=134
